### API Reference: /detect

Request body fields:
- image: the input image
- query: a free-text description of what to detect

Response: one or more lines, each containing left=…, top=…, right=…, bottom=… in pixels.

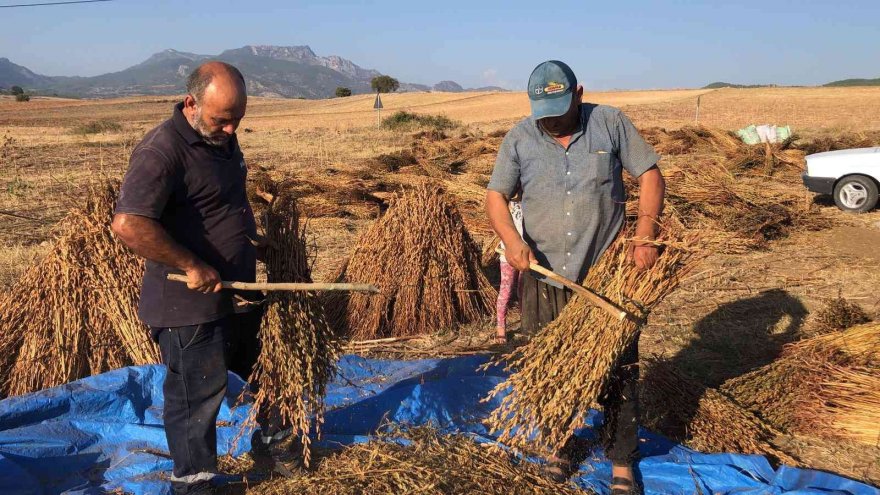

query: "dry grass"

left=721, top=323, right=879, bottom=444
left=484, top=220, right=699, bottom=452
left=246, top=193, right=342, bottom=466
left=795, top=363, right=880, bottom=447
left=0, top=180, right=156, bottom=397
left=812, top=297, right=871, bottom=335
left=628, top=156, right=827, bottom=254
left=244, top=426, right=587, bottom=495
left=641, top=358, right=799, bottom=467
left=624, top=87, right=880, bottom=132
left=325, top=184, right=495, bottom=339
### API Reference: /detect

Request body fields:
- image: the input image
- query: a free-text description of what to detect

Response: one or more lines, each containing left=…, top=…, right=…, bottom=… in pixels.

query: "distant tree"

left=15, top=94, right=30, bottom=102
left=371, top=75, right=400, bottom=94
left=11, top=86, right=24, bottom=95
left=335, top=86, right=352, bottom=97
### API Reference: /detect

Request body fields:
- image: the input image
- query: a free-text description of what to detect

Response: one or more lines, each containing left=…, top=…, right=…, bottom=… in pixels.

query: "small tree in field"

left=11, top=86, right=24, bottom=95
left=371, top=75, right=399, bottom=94
left=15, top=94, right=30, bottom=102
left=335, top=87, right=352, bottom=97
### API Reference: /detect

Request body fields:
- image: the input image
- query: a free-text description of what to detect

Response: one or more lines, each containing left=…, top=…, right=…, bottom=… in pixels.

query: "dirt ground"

left=1, top=87, right=879, bottom=485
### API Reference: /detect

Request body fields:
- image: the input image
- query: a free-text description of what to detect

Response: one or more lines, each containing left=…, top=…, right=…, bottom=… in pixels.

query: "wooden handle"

left=496, top=247, right=631, bottom=322
left=166, top=274, right=379, bottom=294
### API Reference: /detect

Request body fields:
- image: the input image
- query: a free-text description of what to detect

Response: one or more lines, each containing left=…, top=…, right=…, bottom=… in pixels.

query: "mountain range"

left=0, top=45, right=506, bottom=99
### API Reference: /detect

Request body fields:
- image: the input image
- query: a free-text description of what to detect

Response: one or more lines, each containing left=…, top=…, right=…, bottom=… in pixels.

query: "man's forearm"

left=112, top=214, right=201, bottom=271
left=486, top=190, right=522, bottom=247
left=634, top=166, right=665, bottom=243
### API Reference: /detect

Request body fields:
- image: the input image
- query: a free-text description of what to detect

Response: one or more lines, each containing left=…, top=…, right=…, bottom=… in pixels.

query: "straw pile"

left=812, top=297, right=870, bottom=335
left=625, top=154, right=826, bottom=254
left=794, top=131, right=880, bottom=155
left=483, top=220, right=699, bottom=452
left=325, top=184, right=496, bottom=339
left=245, top=426, right=585, bottom=495
left=246, top=194, right=343, bottom=466
left=640, top=359, right=799, bottom=466
left=795, top=363, right=880, bottom=446
left=640, top=126, right=805, bottom=177
left=722, top=322, right=879, bottom=445
left=0, top=180, right=156, bottom=397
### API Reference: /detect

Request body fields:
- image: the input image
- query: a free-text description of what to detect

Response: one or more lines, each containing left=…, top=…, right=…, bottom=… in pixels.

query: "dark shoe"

left=541, top=455, right=573, bottom=483
left=171, top=479, right=215, bottom=495
left=250, top=432, right=303, bottom=479
left=610, top=476, right=643, bottom=495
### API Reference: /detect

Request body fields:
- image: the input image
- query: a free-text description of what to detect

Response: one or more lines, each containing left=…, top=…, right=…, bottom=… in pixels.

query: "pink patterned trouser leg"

left=496, top=261, right=520, bottom=330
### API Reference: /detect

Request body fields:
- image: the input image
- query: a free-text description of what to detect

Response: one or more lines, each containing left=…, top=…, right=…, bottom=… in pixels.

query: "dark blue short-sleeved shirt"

left=116, top=103, right=257, bottom=328
left=488, top=103, right=660, bottom=286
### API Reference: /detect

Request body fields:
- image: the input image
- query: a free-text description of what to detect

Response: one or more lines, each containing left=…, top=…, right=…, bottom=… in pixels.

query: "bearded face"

left=192, top=105, right=233, bottom=147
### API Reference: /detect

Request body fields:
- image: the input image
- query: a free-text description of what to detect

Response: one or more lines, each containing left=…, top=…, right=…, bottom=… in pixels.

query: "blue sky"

left=1, top=0, right=878, bottom=90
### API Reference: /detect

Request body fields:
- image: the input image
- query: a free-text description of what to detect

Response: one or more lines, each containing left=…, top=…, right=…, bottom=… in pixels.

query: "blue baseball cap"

left=528, top=60, right=577, bottom=120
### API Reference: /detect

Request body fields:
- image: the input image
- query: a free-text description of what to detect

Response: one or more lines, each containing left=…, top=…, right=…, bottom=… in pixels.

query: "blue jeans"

left=152, top=309, right=263, bottom=492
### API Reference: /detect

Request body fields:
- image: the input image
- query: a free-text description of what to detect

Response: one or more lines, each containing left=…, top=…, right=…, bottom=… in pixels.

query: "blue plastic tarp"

left=0, top=355, right=876, bottom=495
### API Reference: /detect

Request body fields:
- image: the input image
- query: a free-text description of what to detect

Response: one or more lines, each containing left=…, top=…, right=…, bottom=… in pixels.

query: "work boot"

left=250, top=430, right=303, bottom=479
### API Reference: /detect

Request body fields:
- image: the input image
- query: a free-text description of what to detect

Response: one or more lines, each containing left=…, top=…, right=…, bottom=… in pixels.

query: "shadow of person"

left=640, top=288, right=808, bottom=461
left=669, top=288, right=807, bottom=388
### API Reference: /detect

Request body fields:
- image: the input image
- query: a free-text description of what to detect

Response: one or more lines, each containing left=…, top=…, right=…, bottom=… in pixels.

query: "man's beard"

left=192, top=107, right=231, bottom=147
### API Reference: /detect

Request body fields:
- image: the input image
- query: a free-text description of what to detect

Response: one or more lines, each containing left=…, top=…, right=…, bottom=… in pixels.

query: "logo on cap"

left=544, top=82, right=566, bottom=95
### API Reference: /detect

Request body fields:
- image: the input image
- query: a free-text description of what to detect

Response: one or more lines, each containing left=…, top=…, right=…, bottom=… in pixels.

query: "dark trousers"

left=152, top=309, right=263, bottom=485
left=521, top=273, right=640, bottom=464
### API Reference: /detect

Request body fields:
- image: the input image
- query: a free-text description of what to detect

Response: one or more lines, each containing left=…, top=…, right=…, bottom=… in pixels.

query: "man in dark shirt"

left=112, top=61, right=280, bottom=495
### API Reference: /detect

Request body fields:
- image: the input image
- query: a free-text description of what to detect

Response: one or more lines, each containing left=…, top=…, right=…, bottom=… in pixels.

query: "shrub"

left=335, top=87, right=352, bottom=97
left=15, top=94, right=30, bottom=102
left=71, top=119, right=123, bottom=135
left=382, top=111, right=459, bottom=131
left=11, top=86, right=24, bottom=95
left=374, top=150, right=417, bottom=171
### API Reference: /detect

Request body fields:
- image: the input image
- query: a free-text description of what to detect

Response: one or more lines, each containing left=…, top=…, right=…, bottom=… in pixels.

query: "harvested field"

left=2, top=87, right=880, bottom=486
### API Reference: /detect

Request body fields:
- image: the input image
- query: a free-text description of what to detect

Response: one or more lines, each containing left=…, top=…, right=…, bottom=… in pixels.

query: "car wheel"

left=833, top=175, right=879, bottom=213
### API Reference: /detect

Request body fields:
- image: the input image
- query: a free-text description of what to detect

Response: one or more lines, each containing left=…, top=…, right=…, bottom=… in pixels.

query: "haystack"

left=722, top=322, right=879, bottom=445
left=0, top=180, right=157, bottom=397
left=795, top=363, right=879, bottom=446
left=640, top=359, right=799, bottom=466
left=794, top=131, right=880, bottom=155
left=246, top=194, right=342, bottom=466
left=244, top=426, right=585, bottom=495
left=625, top=157, right=827, bottom=253
left=325, top=184, right=496, bottom=340
left=640, top=125, right=804, bottom=177
left=483, top=220, right=699, bottom=452
left=629, top=125, right=830, bottom=253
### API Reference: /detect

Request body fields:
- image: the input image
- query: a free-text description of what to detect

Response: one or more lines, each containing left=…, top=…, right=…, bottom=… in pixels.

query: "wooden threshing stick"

left=495, top=247, right=632, bottom=322
left=167, top=273, right=379, bottom=293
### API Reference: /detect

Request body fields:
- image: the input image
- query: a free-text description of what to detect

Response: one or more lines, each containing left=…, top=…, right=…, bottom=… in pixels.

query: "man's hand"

left=112, top=213, right=223, bottom=293
left=506, top=239, right=537, bottom=272
left=184, top=262, right=222, bottom=293
left=486, top=190, right=535, bottom=272
left=631, top=244, right=659, bottom=271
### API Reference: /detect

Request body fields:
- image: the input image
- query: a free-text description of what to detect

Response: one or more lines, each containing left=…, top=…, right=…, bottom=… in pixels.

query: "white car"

left=803, top=147, right=880, bottom=213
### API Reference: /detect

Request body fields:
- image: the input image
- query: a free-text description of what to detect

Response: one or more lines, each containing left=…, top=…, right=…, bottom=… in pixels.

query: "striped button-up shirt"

left=487, top=103, right=660, bottom=286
